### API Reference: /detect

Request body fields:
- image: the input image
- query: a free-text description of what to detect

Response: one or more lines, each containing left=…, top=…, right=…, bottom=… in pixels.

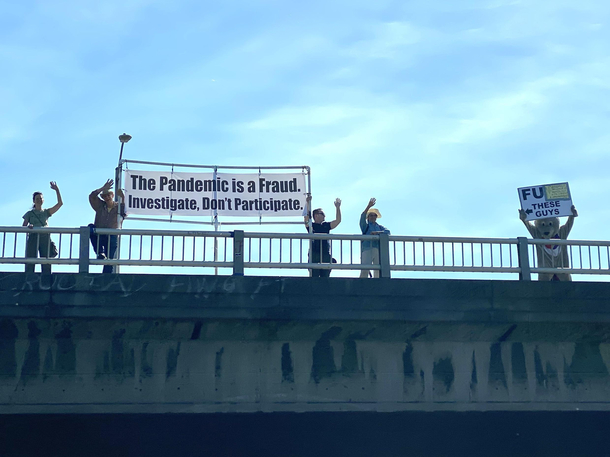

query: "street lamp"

left=115, top=133, right=132, bottom=274
left=118, top=133, right=132, bottom=165
left=116, top=132, right=132, bottom=198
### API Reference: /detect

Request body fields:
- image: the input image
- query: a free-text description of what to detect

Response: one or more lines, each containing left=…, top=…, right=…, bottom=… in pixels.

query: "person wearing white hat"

left=359, top=198, right=390, bottom=278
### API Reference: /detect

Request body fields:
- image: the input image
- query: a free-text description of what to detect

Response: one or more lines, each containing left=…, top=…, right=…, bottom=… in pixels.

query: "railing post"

left=232, top=230, right=244, bottom=276
left=517, top=237, right=531, bottom=281
left=79, top=226, right=90, bottom=274
left=379, top=233, right=391, bottom=278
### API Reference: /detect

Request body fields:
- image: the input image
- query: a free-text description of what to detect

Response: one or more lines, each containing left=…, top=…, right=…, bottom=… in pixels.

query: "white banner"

left=124, top=170, right=307, bottom=217
left=518, top=182, right=574, bottom=221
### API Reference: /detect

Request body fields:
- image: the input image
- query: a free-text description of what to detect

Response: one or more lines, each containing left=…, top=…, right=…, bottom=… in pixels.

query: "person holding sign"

left=304, top=195, right=342, bottom=278
left=360, top=198, right=390, bottom=278
left=519, top=205, right=578, bottom=281
left=89, top=179, right=126, bottom=274
left=22, top=182, right=63, bottom=274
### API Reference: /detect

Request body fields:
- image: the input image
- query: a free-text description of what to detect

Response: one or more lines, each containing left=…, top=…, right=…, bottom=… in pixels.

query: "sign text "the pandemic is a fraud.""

left=124, top=170, right=306, bottom=217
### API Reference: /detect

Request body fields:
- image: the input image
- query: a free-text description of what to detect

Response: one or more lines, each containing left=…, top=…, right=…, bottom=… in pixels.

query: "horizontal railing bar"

left=245, top=233, right=379, bottom=241
left=244, top=263, right=379, bottom=270
left=122, top=160, right=309, bottom=171
left=2, top=258, right=79, bottom=265
left=127, top=217, right=216, bottom=226
left=528, top=239, right=610, bottom=247
left=129, top=216, right=303, bottom=227
left=0, top=227, right=79, bottom=234
left=92, top=260, right=233, bottom=267
left=391, top=266, right=520, bottom=273
left=533, top=268, right=610, bottom=275
left=389, top=236, right=519, bottom=244
left=128, top=218, right=305, bottom=226
left=93, top=228, right=232, bottom=237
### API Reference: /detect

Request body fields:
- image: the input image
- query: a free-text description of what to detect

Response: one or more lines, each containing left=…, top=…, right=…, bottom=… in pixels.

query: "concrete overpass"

left=1, top=272, right=610, bottom=415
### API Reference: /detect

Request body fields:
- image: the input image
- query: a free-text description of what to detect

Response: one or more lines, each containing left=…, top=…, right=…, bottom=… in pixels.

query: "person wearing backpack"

left=22, top=182, right=63, bottom=274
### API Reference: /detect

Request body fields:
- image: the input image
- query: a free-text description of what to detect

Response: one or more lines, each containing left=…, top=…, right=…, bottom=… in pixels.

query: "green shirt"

left=23, top=209, right=52, bottom=227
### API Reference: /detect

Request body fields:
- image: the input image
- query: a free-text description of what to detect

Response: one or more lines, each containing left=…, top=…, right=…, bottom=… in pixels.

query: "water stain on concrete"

left=534, top=347, right=546, bottom=390
left=564, top=342, right=608, bottom=389
left=166, top=343, right=180, bottom=378
left=488, top=342, right=507, bottom=392
left=281, top=343, right=294, bottom=383
left=433, top=357, right=454, bottom=394
left=311, top=326, right=342, bottom=384
left=215, top=347, right=224, bottom=378
left=190, top=322, right=203, bottom=340
left=42, top=346, right=54, bottom=381
left=20, top=321, right=42, bottom=380
left=470, top=351, right=478, bottom=395
left=54, top=323, right=75, bottom=375
left=403, top=343, right=415, bottom=379
left=498, top=324, right=517, bottom=342
left=432, top=356, right=455, bottom=393
left=511, top=342, right=527, bottom=384
left=111, top=329, right=127, bottom=375
left=545, top=361, right=559, bottom=392
left=140, top=342, right=153, bottom=378
left=0, top=319, right=18, bottom=377
left=341, top=339, right=360, bottom=376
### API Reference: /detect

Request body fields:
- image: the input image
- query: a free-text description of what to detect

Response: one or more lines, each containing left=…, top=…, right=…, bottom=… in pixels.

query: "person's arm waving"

left=47, top=182, right=63, bottom=215
left=329, top=198, right=342, bottom=229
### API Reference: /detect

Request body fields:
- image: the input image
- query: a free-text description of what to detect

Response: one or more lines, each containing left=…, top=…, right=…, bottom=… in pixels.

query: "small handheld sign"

left=517, top=182, right=574, bottom=221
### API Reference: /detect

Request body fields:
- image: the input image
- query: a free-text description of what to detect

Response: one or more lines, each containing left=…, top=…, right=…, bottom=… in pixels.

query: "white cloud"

left=245, top=105, right=366, bottom=130
left=347, top=21, right=426, bottom=59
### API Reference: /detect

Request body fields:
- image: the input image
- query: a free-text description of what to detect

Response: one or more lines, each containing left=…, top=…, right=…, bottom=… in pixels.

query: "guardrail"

left=1, top=226, right=609, bottom=279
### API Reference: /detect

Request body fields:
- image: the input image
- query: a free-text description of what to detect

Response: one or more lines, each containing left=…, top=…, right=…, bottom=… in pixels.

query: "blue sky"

left=1, top=0, right=609, bottom=276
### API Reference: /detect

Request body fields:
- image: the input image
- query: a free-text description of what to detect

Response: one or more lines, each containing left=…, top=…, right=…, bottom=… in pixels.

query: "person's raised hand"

left=102, top=179, right=114, bottom=191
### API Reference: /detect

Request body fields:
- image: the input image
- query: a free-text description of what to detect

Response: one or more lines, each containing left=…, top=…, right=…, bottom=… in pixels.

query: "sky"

left=1, top=0, right=609, bottom=278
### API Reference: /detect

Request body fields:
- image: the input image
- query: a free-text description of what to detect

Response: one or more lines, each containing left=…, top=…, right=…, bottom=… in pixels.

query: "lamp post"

left=115, top=133, right=131, bottom=274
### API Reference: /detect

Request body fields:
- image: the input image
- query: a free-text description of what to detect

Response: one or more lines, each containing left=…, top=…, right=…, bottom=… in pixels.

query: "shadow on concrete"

left=1, top=411, right=610, bottom=457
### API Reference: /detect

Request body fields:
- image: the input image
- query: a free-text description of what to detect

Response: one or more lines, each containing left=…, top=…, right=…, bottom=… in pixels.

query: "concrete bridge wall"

left=1, top=273, right=609, bottom=414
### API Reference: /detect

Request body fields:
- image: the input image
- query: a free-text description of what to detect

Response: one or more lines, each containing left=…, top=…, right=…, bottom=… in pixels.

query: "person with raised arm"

left=519, top=205, right=578, bottom=281
left=359, top=198, right=390, bottom=278
left=304, top=195, right=342, bottom=278
left=22, top=182, right=63, bottom=274
left=89, top=179, right=126, bottom=274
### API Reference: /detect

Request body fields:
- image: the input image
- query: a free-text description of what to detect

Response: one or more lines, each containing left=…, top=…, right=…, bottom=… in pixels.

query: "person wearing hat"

left=359, top=198, right=390, bottom=278
left=88, top=179, right=126, bottom=273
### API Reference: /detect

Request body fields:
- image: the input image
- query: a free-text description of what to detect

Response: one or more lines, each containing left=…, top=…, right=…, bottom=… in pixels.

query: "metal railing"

left=1, top=226, right=609, bottom=279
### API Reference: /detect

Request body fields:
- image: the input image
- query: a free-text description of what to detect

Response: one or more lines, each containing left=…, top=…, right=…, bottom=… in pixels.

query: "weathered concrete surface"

left=1, top=272, right=610, bottom=413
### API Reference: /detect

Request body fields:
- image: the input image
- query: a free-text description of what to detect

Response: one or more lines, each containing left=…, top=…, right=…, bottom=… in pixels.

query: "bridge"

left=1, top=227, right=610, bottom=455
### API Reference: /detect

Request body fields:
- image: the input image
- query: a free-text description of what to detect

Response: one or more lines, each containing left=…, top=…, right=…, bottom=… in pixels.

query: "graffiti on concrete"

left=1, top=273, right=280, bottom=307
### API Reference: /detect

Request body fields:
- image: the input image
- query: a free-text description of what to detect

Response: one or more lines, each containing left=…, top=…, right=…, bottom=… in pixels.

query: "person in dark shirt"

left=304, top=195, right=342, bottom=277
